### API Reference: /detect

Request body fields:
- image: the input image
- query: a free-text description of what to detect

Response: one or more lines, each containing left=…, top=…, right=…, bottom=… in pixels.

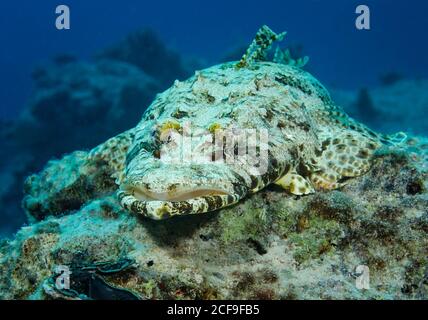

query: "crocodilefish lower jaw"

left=117, top=163, right=250, bottom=220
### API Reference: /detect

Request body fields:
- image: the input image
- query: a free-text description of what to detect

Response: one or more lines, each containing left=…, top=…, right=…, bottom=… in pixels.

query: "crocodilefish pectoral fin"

left=274, top=170, right=315, bottom=195
left=307, top=129, right=385, bottom=191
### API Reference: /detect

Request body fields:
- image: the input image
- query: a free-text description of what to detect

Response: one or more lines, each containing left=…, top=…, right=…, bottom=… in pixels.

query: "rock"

left=17, top=60, right=159, bottom=158
left=96, top=29, right=190, bottom=87
left=1, top=139, right=427, bottom=299
left=22, top=151, right=117, bottom=221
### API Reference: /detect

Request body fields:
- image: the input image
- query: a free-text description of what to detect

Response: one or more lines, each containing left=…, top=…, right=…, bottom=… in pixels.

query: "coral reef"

left=96, top=29, right=190, bottom=87
left=0, top=60, right=157, bottom=236
left=0, top=138, right=427, bottom=299
left=18, top=60, right=158, bottom=159
left=2, top=26, right=428, bottom=300
left=1, top=26, right=427, bottom=300
left=22, top=151, right=117, bottom=221
left=0, top=29, right=192, bottom=237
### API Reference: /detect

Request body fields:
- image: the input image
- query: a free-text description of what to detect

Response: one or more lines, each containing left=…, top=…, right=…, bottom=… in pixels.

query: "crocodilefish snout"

left=117, top=162, right=250, bottom=219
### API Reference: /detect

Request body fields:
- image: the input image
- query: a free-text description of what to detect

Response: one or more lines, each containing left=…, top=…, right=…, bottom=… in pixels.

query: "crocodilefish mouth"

left=117, top=165, right=249, bottom=220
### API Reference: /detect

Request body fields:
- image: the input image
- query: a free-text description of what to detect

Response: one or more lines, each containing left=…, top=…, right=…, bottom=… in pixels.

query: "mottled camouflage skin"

left=89, top=60, right=402, bottom=220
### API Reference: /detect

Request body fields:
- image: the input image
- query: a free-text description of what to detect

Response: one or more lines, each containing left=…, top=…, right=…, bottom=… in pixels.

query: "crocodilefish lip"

left=118, top=184, right=242, bottom=220
left=117, top=166, right=249, bottom=220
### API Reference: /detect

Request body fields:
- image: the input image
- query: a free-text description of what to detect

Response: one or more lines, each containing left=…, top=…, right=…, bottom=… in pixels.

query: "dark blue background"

left=1, top=0, right=427, bottom=119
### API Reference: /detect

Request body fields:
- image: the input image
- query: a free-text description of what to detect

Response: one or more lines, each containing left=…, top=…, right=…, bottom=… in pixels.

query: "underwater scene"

left=0, top=0, right=427, bottom=301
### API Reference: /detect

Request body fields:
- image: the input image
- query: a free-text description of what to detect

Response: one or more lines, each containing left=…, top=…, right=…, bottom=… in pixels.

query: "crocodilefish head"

left=115, top=44, right=323, bottom=219
left=117, top=121, right=274, bottom=220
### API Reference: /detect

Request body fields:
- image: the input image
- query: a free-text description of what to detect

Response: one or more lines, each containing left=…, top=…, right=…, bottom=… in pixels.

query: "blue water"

left=0, top=0, right=427, bottom=237
left=1, top=0, right=427, bottom=118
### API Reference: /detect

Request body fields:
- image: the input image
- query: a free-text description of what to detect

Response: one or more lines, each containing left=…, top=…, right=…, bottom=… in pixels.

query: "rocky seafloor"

left=1, top=28, right=428, bottom=300
left=0, top=132, right=427, bottom=299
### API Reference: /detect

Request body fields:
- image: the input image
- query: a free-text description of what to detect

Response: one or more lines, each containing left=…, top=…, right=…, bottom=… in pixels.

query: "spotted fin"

left=310, top=130, right=381, bottom=190
left=309, top=167, right=345, bottom=190
left=275, top=170, right=315, bottom=195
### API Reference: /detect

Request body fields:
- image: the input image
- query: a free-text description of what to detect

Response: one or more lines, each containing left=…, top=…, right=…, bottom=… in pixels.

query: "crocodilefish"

left=89, top=25, right=405, bottom=219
